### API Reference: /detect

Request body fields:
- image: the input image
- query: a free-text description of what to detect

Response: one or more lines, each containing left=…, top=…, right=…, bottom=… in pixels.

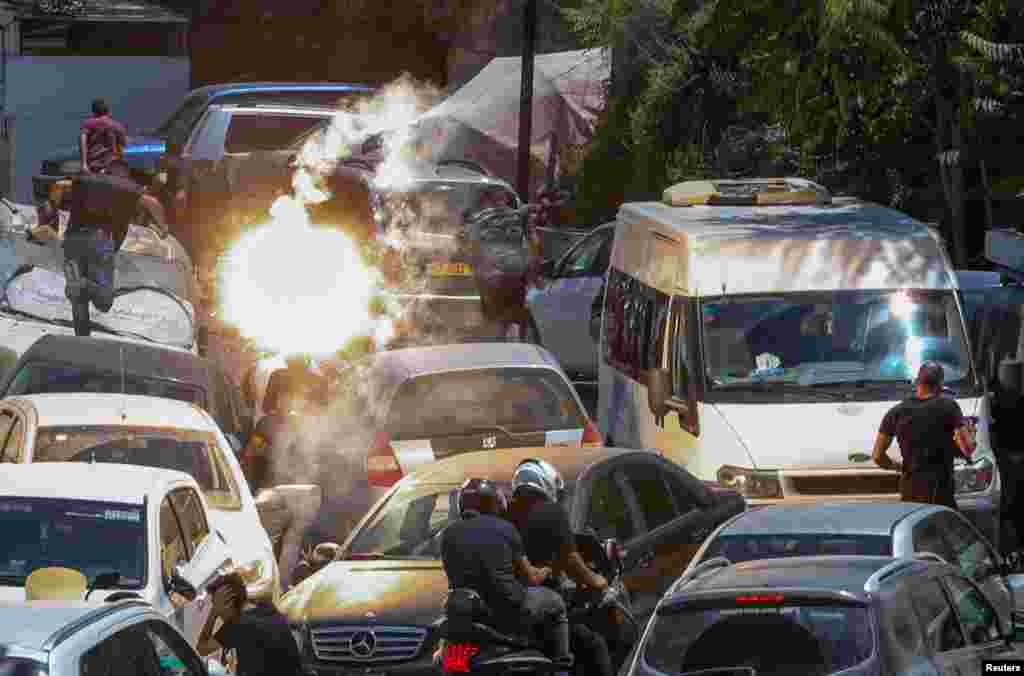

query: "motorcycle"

left=434, top=530, right=638, bottom=675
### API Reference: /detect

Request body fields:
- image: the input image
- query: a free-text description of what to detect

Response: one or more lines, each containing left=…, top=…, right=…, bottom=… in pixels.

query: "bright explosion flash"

left=218, top=196, right=382, bottom=356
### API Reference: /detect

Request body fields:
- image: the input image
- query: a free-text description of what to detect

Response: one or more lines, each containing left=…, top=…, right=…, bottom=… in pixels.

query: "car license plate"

left=429, top=262, right=473, bottom=277
left=442, top=643, right=480, bottom=673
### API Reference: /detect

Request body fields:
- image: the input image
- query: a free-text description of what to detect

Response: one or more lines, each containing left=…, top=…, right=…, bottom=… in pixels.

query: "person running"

left=80, top=98, right=127, bottom=176
left=59, top=162, right=167, bottom=336
left=872, top=361, right=977, bottom=507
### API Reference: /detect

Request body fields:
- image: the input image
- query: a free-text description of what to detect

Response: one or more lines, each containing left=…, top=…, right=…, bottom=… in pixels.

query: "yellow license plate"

left=429, top=262, right=473, bottom=277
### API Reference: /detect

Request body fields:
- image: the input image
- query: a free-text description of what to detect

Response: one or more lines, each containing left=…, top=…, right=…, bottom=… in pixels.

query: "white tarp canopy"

left=414, top=48, right=609, bottom=198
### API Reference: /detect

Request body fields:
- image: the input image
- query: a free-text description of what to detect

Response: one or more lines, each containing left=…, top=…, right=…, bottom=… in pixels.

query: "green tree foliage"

left=567, top=0, right=1024, bottom=264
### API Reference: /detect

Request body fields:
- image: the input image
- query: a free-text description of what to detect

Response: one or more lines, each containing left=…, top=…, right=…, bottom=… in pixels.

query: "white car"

left=0, top=393, right=280, bottom=603
left=525, top=223, right=613, bottom=381
left=0, top=463, right=231, bottom=648
left=0, top=598, right=228, bottom=676
left=348, top=343, right=602, bottom=502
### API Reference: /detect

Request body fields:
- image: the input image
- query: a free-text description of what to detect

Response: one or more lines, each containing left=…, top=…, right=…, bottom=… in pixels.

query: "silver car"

left=0, top=599, right=226, bottom=676
left=684, top=501, right=1024, bottom=634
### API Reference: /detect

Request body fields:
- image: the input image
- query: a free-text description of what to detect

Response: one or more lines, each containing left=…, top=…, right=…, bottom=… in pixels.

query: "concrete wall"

left=4, top=56, right=190, bottom=201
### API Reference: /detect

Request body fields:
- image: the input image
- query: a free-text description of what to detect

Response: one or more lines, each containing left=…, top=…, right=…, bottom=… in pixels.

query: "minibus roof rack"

left=663, top=177, right=832, bottom=207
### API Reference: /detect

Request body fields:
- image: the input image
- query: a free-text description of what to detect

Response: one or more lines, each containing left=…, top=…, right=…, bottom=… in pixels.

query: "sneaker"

left=63, top=260, right=84, bottom=301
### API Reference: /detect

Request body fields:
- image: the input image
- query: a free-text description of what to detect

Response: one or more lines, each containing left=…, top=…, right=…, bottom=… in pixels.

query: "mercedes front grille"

left=310, top=625, right=427, bottom=663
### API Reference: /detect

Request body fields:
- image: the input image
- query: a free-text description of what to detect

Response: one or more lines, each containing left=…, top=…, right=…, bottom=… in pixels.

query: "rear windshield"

left=386, top=368, right=585, bottom=439
left=4, top=361, right=207, bottom=409
left=702, top=534, right=893, bottom=563
left=224, top=114, right=330, bottom=153
left=645, top=602, right=874, bottom=675
left=32, top=426, right=240, bottom=510
left=0, top=496, right=146, bottom=589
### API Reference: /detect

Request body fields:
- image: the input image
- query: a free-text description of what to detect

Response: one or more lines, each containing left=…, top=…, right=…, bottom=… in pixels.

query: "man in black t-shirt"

left=441, top=478, right=571, bottom=666
left=508, top=459, right=614, bottom=676
left=873, top=361, right=977, bottom=507
left=56, top=162, right=167, bottom=336
left=198, top=572, right=301, bottom=676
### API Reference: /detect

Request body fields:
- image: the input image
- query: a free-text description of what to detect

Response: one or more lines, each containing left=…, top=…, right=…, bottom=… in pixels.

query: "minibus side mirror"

left=644, top=368, right=671, bottom=424
left=997, top=359, right=1024, bottom=398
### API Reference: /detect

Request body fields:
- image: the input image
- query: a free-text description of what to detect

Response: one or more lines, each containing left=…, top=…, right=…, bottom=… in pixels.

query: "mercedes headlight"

left=955, top=456, right=995, bottom=494
left=717, top=465, right=783, bottom=499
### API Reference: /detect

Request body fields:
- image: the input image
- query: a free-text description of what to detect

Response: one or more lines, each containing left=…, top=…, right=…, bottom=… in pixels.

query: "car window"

left=387, top=368, right=586, bottom=439
left=0, top=657, right=47, bottom=676
left=586, top=471, right=635, bottom=541
left=941, top=512, right=998, bottom=581
left=0, top=411, right=18, bottom=462
left=880, top=590, right=925, bottom=670
left=144, top=620, right=203, bottom=676
left=170, top=488, right=209, bottom=553
left=912, top=514, right=957, bottom=564
left=557, top=230, right=609, bottom=278
left=619, top=461, right=677, bottom=530
left=160, top=496, right=188, bottom=579
left=223, top=90, right=369, bottom=109
left=645, top=601, right=874, bottom=674
left=5, top=361, right=207, bottom=409
left=702, top=533, right=893, bottom=563
left=909, top=579, right=965, bottom=653
left=0, top=496, right=146, bottom=588
left=944, top=575, right=1002, bottom=645
left=33, top=426, right=242, bottom=511
left=223, top=114, right=329, bottom=153
left=346, top=484, right=460, bottom=559
left=156, top=92, right=212, bottom=148
left=81, top=622, right=191, bottom=676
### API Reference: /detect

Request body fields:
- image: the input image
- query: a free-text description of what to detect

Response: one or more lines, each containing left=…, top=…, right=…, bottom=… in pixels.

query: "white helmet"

left=512, top=458, right=564, bottom=503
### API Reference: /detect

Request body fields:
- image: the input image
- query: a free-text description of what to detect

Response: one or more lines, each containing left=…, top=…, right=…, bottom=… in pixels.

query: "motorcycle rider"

left=440, top=478, right=573, bottom=668
left=508, top=459, right=616, bottom=676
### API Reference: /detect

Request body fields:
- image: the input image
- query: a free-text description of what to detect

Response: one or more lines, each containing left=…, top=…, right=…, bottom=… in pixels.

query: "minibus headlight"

left=954, top=456, right=995, bottom=494
left=717, top=465, right=783, bottom=499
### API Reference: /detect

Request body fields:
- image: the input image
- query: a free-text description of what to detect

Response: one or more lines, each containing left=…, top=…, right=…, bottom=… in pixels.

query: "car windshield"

left=701, top=533, right=893, bottom=563
left=373, top=182, right=518, bottom=238
left=152, top=92, right=212, bottom=146
left=5, top=360, right=206, bottom=407
left=3, top=268, right=194, bottom=349
left=347, top=482, right=576, bottom=559
left=0, top=496, right=146, bottom=589
left=701, top=289, right=975, bottom=396
left=0, top=655, right=48, bottom=676
left=645, top=601, right=874, bottom=675
left=33, top=426, right=240, bottom=510
left=385, top=368, right=586, bottom=439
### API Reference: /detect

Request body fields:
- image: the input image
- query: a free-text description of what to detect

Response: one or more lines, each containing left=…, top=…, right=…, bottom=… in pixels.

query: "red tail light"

left=582, top=420, right=602, bottom=446
left=366, top=431, right=403, bottom=487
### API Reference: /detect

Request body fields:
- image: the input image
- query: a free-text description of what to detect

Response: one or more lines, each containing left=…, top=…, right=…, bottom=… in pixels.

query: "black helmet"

left=457, top=478, right=508, bottom=518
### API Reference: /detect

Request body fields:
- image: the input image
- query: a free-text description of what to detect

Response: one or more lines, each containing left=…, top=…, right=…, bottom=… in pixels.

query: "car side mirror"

left=167, top=563, right=198, bottom=601
left=998, top=359, right=1024, bottom=397
left=643, top=368, right=672, bottom=423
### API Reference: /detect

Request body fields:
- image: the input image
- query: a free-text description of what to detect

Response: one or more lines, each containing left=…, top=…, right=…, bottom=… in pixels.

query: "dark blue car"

left=32, top=81, right=375, bottom=202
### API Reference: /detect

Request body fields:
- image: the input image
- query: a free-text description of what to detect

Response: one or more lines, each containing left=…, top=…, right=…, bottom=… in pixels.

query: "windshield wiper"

left=712, top=382, right=847, bottom=401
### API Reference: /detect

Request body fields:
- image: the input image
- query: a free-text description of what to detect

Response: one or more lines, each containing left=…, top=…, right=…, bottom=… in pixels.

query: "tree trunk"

left=935, top=93, right=968, bottom=267
left=980, top=158, right=994, bottom=231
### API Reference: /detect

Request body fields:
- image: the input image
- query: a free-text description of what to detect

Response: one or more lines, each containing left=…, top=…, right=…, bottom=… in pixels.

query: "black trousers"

left=571, top=623, right=614, bottom=676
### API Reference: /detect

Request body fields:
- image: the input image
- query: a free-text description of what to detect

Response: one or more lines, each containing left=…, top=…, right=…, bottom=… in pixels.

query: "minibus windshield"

left=700, top=289, right=977, bottom=396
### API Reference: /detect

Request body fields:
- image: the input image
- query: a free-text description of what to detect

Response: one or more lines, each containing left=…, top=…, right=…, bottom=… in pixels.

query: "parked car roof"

left=398, top=444, right=626, bottom=486
left=365, top=343, right=562, bottom=383
left=718, top=501, right=930, bottom=537
left=0, top=463, right=194, bottom=504
left=0, top=601, right=118, bottom=651
left=7, top=393, right=216, bottom=431
left=192, top=82, right=376, bottom=98
left=0, top=335, right=211, bottom=391
left=679, top=555, right=911, bottom=595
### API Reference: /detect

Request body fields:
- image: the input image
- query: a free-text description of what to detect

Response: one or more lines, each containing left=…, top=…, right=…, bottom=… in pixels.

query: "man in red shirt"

left=80, top=98, right=127, bottom=175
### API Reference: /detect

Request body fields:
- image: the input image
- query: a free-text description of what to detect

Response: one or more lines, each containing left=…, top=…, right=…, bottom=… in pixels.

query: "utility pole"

left=516, top=0, right=537, bottom=200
